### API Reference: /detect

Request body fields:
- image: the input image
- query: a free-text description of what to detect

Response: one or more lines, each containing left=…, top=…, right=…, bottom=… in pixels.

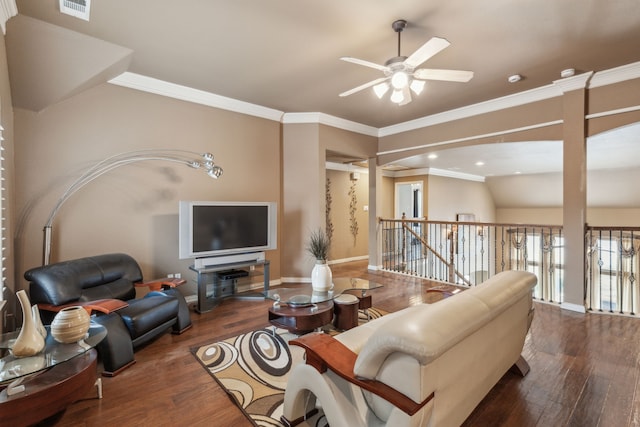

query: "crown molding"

left=325, top=161, right=369, bottom=173
left=378, top=84, right=563, bottom=137
left=427, top=168, right=485, bottom=182
left=586, top=105, right=640, bottom=120
left=379, top=61, right=640, bottom=137
left=282, top=112, right=378, bottom=137
left=377, top=120, right=563, bottom=157
left=382, top=167, right=484, bottom=182
left=589, top=60, right=640, bottom=88
left=109, top=61, right=640, bottom=138
left=109, top=72, right=284, bottom=122
left=552, top=71, right=594, bottom=93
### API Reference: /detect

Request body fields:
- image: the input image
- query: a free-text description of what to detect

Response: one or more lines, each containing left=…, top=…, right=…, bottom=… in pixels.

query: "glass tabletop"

left=264, top=278, right=382, bottom=307
left=0, top=322, right=107, bottom=383
left=332, top=278, right=383, bottom=294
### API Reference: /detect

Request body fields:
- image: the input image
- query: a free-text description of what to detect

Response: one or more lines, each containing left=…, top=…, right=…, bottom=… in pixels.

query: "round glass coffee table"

left=265, top=278, right=382, bottom=333
left=0, top=323, right=106, bottom=426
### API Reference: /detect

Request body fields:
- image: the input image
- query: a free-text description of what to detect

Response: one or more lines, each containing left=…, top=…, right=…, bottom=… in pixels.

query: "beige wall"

left=326, top=169, right=368, bottom=261
left=14, top=83, right=281, bottom=295
left=281, top=123, right=322, bottom=279
left=427, top=175, right=496, bottom=222
left=497, top=207, right=640, bottom=227
left=380, top=175, right=395, bottom=219
left=496, top=208, right=563, bottom=225
left=281, top=123, right=376, bottom=278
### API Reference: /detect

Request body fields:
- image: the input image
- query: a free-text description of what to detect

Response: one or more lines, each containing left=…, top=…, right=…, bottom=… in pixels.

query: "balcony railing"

left=380, top=218, right=640, bottom=316
left=586, top=226, right=640, bottom=315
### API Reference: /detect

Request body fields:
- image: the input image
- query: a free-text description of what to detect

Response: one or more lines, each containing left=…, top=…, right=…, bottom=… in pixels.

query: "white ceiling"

left=8, top=0, right=640, bottom=177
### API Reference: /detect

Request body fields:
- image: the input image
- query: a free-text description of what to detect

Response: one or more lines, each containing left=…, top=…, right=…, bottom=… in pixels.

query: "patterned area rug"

left=192, top=308, right=386, bottom=427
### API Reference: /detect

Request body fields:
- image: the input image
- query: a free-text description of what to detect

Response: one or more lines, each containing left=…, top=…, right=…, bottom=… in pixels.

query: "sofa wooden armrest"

left=137, top=277, right=187, bottom=291
left=38, top=299, right=129, bottom=315
left=290, top=333, right=434, bottom=416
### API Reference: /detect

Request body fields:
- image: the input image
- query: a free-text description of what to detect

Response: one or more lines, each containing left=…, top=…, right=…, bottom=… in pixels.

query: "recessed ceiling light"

left=475, top=161, right=485, bottom=166
left=508, top=74, right=522, bottom=83
left=428, top=154, right=438, bottom=159
left=561, top=68, right=575, bottom=78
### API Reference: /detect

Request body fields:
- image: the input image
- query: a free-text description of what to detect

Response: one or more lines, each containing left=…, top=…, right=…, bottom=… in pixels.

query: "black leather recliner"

left=24, top=253, right=192, bottom=376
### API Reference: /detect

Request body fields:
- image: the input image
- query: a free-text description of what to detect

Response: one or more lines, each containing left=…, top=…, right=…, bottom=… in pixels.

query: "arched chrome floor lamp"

left=42, top=149, right=223, bottom=265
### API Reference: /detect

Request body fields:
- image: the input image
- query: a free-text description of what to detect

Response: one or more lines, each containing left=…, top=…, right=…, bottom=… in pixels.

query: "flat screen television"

left=179, top=201, right=277, bottom=267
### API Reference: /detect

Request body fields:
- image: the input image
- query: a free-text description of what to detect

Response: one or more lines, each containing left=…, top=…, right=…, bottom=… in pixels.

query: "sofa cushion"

left=26, top=253, right=142, bottom=305
left=353, top=292, right=491, bottom=380
left=118, top=294, right=179, bottom=339
left=353, top=270, right=536, bottom=379
left=80, top=277, right=136, bottom=302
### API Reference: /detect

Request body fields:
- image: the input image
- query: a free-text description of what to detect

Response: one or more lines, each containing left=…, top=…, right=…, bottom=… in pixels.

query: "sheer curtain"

left=586, top=235, right=604, bottom=311
left=619, top=235, right=640, bottom=314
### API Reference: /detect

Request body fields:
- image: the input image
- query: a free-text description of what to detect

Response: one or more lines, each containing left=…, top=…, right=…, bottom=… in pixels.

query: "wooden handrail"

left=290, top=333, right=434, bottom=416
left=401, top=221, right=471, bottom=286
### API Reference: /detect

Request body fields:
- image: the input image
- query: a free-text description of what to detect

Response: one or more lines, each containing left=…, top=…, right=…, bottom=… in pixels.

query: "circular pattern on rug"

left=236, top=329, right=292, bottom=388
left=251, top=414, right=285, bottom=427
left=195, top=340, right=239, bottom=372
left=222, top=377, right=254, bottom=408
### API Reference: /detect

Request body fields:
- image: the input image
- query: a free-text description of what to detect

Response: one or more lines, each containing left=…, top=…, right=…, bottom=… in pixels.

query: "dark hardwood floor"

left=46, top=260, right=640, bottom=426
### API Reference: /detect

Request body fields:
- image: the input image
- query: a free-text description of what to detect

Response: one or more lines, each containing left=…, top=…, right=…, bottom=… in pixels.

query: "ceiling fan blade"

left=399, top=86, right=412, bottom=105
left=340, top=56, right=390, bottom=72
left=413, top=68, right=474, bottom=82
left=404, top=37, right=450, bottom=69
left=339, top=77, right=389, bottom=97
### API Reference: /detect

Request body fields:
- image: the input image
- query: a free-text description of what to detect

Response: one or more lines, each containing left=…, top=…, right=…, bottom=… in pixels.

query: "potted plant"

left=307, top=228, right=332, bottom=292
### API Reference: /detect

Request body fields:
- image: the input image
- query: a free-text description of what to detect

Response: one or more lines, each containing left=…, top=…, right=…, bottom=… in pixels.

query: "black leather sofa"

left=24, top=253, right=192, bottom=376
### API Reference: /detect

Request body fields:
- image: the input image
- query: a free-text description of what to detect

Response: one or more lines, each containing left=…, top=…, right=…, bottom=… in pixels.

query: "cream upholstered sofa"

left=281, top=270, right=537, bottom=427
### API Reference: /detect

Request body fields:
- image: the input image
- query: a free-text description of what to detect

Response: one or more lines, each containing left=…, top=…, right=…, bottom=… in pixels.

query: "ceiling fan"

left=340, top=19, right=474, bottom=105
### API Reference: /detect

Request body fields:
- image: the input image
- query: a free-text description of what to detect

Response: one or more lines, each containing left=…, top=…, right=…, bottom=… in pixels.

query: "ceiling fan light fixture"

left=339, top=19, right=473, bottom=107
left=410, top=79, right=425, bottom=95
left=390, top=89, right=404, bottom=104
left=373, top=82, right=390, bottom=98
left=391, top=71, right=409, bottom=90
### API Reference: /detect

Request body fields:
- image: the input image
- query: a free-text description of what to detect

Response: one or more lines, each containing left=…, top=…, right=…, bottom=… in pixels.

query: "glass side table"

left=0, top=322, right=106, bottom=395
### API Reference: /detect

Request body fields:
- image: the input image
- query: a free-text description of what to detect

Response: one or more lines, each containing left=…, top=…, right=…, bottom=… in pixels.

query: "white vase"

left=32, top=305, right=47, bottom=338
left=311, top=260, right=333, bottom=292
left=12, top=290, right=46, bottom=357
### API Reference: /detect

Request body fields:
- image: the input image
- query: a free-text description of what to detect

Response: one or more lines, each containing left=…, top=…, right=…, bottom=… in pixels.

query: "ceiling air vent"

left=59, top=0, right=91, bottom=21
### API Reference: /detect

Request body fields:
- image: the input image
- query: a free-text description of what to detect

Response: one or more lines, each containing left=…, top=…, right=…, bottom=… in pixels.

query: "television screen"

left=179, top=201, right=277, bottom=262
left=192, top=205, right=268, bottom=252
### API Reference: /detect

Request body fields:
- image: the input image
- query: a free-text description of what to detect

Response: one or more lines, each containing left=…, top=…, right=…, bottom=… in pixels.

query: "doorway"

left=395, top=181, right=423, bottom=219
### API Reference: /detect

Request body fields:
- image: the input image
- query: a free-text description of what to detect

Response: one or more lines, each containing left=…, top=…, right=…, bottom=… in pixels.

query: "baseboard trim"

left=560, top=302, right=587, bottom=313
left=327, top=255, right=368, bottom=265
